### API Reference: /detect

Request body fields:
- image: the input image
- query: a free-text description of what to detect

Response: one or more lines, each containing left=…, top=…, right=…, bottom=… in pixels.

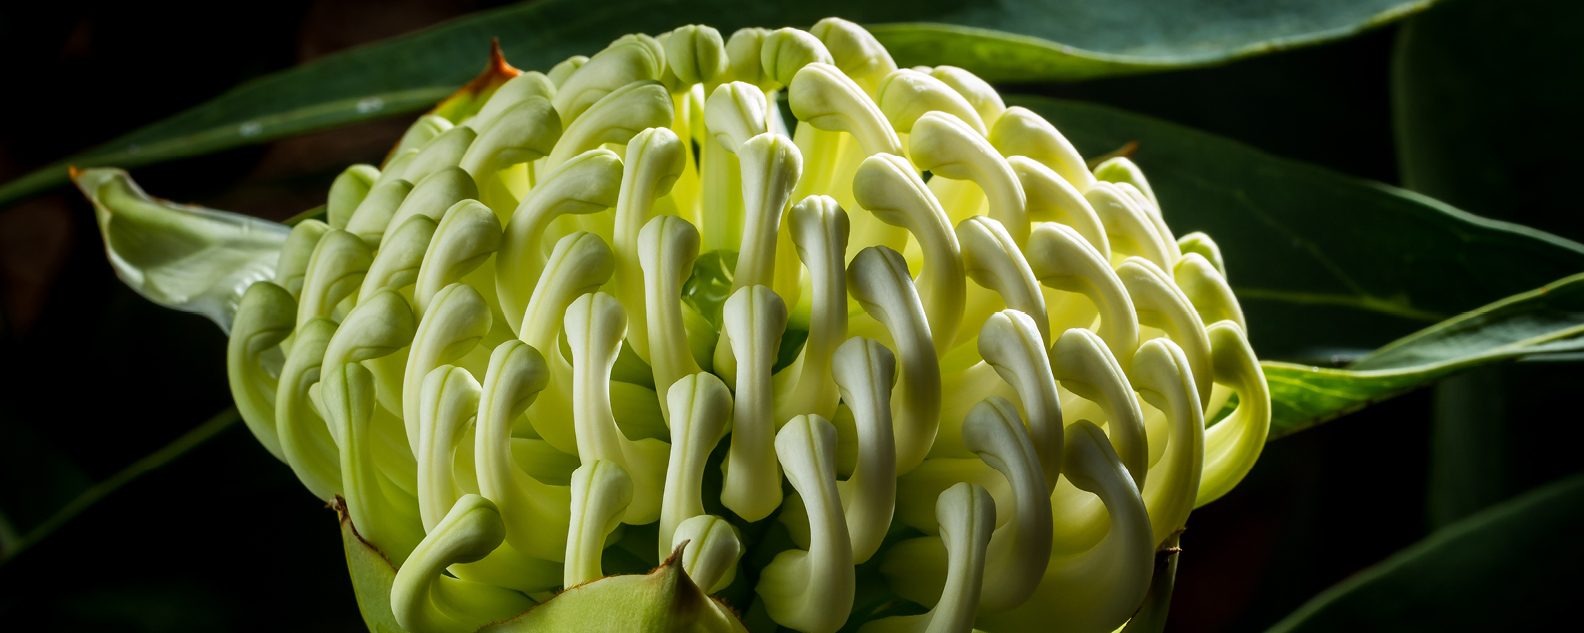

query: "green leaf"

left=73, top=168, right=291, bottom=333
left=337, top=498, right=406, bottom=633
left=0, top=0, right=1436, bottom=207
left=1010, top=95, right=1584, bottom=363
left=1265, top=470, right=1584, bottom=632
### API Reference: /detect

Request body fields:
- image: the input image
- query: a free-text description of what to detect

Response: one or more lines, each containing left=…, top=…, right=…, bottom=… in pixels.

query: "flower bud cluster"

left=223, top=17, right=1270, bottom=633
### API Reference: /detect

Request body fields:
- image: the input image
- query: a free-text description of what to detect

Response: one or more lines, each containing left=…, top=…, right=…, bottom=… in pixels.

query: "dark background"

left=0, top=1, right=1578, bottom=631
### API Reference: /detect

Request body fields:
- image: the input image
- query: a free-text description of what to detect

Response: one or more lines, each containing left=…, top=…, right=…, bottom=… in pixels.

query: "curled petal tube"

left=391, top=495, right=536, bottom=633
left=671, top=514, right=743, bottom=594
left=988, top=106, right=1094, bottom=190
left=405, top=126, right=478, bottom=185
left=1009, top=156, right=1108, bottom=259
left=638, top=215, right=705, bottom=421
left=464, top=71, right=557, bottom=135
left=830, top=337, right=897, bottom=564
left=1196, top=321, right=1270, bottom=507
left=701, top=82, right=769, bottom=253
left=660, top=373, right=733, bottom=560
left=1049, top=328, right=1149, bottom=492
left=546, top=54, right=587, bottom=87
left=403, top=283, right=492, bottom=454
left=546, top=81, right=673, bottom=172
left=956, top=216, right=1048, bottom=346
left=1117, top=257, right=1213, bottom=405
left=1177, top=231, right=1228, bottom=280
left=722, top=27, right=774, bottom=90
left=862, top=483, right=994, bottom=633
left=665, top=24, right=728, bottom=86
left=809, top=18, right=896, bottom=98
left=414, top=200, right=503, bottom=315
left=963, top=397, right=1052, bottom=612
left=977, top=311, right=1062, bottom=484
left=520, top=232, right=615, bottom=453
left=375, top=151, right=418, bottom=187
left=328, top=165, right=380, bottom=230
left=979, top=421, right=1154, bottom=633
left=853, top=154, right=965, bottom=355
left=416, top=365, right=482, bottom=532
left=323, top=288, right=416, bottom=371
left=909, top=112, right=1028, bottom=244
left=393, top=115, right=452, bottom=158
left=387, top=167, right=478, bottom=235
left=359, top=216, right=437, bottom=300
left=612, top=127, right=686, bottom=362
left=1092, top=156, right=1158, bottom=208
left=930, top=66, right=1005, bottom=129
left=275, top=220, right=329, bottom=297
left=564, top=460, right=634, bottom=587
left=275, top=318, right=342, bottom=500
left=1130, top=338, right=1204, bottom=546
left=564, top=292, right=670, bottom=524
left=877, top=69, right=985, bottom=135
left=760, top=27, right=834, bottom=88
left=459, top=97, right=562, bottom=188
left=719, top=285, right=788, bottom=521
left=773, top=196, right=849, bottom=423
left=1084, top=182, right=1172, bottom=270
left=757, top=415, right=855, bottom=633
left=732, top=133, right=803, bottom=294
left=228, top=281, right=295, bottom=459
left=325, top=362, right=425, bottom=565
left=474, top=340, right=570, bottom=562
left=1174, top=251, right=1246, bottom=334
left=346, top=179, right=413, bottom=247
left=1025, top=222, right=1141, bottom=366
left=552, top=33, right=664, bottom=123
left=495, top=149, right=622, bottom=333
left=296, top=229, right=373, bottom=332
left=848, top=246, right=941, bottom=475
left=788, top=63, right=901, bottom=156
left=1112, top=180, right=1181, bottom=264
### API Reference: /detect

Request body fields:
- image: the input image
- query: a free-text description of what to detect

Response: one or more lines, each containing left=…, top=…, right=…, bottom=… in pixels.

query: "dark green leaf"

left=0, top=0, right=1435, bottom=207
left=1265, top=471, right=1584, bottom=632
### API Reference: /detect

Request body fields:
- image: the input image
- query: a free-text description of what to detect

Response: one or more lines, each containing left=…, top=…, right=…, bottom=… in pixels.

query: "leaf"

left=336, top=496, right=406, bottom=633
left=1264, top=470, right=1584, bottom=632
left=72, top=168, right=291, bottom=333
left=0, top=0, right=1437, bottom=207
left=1010, top=95, right=1584, bottom=364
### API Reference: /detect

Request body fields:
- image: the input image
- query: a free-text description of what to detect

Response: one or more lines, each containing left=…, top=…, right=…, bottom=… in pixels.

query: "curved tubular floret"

left=325, top=362, right=425, bottom=565
left=847, top=246, right=941, bottom=475
left=1025, top=222, right=1141, bottom=366
left=962, top=396, right=1052, bottom=612
left=671, top=514, right=743, bottom=594
left=393, top=115, right=453, bottom=158
left=322, top=288, right=417, bottom=370
left=1113, top=181, right=1180, bottom=264
left=957, top=217, right=1048, bottom=344
left=1084, top=182, right=1172, bottom=270
left=275, top=318, right=342, bottom=500
left=328, top=165, right=380, bottom=230
left=988, top=106, right=1093, bottom=190
left=1130, top=338, right=1204, bottom=546
left=660, top=373, right=733, bottom=560
left=732, top=133, right=803, bottom=295
left=773, top=196, right=849, bottom=423
left=545, top=81, right=673, bottom=172
left=1177, top=232, right=1227, bottom=279
left=520, top=232, right=614, bottom=454
left=346, top=179, right=413, bottom=247
left=563, top=292, right=669, bottom=524
left=495, top=148, right=623, bottom=333
left=1116, top=257, right=1213, bottom=405
left=808, top=18, right=895, bottom=97
left=876, top=69, right=985, bottom=135
left=1174, top=252, right=1246, bottom=334
left=1049, top=328, right=1149, bottom=492
left=930, top=66, right=1005, bottom=129
left=638, top=215, right=705, bottom=421
left=405, top=126, right=478, bottom=185
left=413, top=201, right=503, bottom=314
left=853, top=154, right=966, bottom=355
left=465, top=71, right=557, bottom=134
left=564, top=459, right=634, bottom=587
left=295, top=228, right=373, bottom=332
left=757, top=415, right=855, bottom=633
left=552, top=34, right=664, bottom=124
left=760, top=27, right=834, bottom=88
left=830, top=337, right=897, bottom=564
left=722, top=27, right=773, bottom=90
left=416, top=365, right=482, bottom=532
left=910, top=112, right=1028, bottom=243
left=459, top=97, right=562, bottom=187
left=979, top=421, right=1153, bottom=633
left=391, top=495, right=536, bottom=633
left=977, top=311, right=1062, bottom=485
left=1196, top=321, right=1270, bottom=507
left=1009, top=156, right=1108, bottom=258
left=474, top=340, right=570, bottom=562
left=863, top=482, right=994, bottom=633
left=1093, top=156, right=1158, bottom=207
left=403, top=283, right=493, bottom=454
left=228, top=281, right=296, bottom=460
left=705, top=83, right=770, bottom=152
left=612, top=127, right=686, bottom=361
left=359, top=216, right=437, bottom=300
left=788, top=63, right=901, bottom=156
left=719, top=285, right=788, bottom=521
left=665, top=24, right=728, bottom=86
left=275, top=220, right=330, bottom=297
left=700, top=81, right=769, bottom=253
left=387, top=167, right=478, bottom=235
left=376, top=151, right=419, bottom=188
left=547, top=55, right=588, bottom=87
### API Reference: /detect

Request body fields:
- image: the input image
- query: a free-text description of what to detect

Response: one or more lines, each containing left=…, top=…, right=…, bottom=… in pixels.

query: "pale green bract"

left=76, top=17, right=1269, bottom=633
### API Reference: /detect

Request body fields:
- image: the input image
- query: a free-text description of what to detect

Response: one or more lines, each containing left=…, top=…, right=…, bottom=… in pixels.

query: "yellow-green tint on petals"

left=391, top=494, right=535, bottom=633
left=847, top=246, right=941, bottom=475
left=564, top=460, right=633, bottom=587
left=660, top=372, right=732, bottom=561
left=671, top=514, right=742, bottom=594
left=758, top=414, right=855, bottom=633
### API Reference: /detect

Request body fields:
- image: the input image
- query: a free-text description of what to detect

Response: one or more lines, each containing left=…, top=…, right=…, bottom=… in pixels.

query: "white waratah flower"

left=76, top=17, right=1269, bottom=633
